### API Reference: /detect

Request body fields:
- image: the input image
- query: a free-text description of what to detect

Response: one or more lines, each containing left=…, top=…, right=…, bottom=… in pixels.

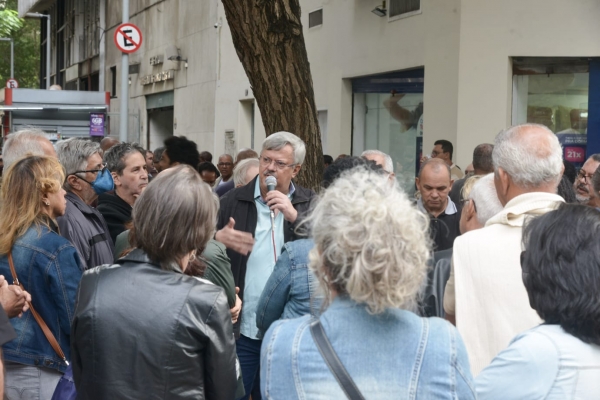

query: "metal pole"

left=119, top=0, right=129, bottom=142
left=0, top=39, right=13, bottom=78
left=46, top=14, right=51, bottom=89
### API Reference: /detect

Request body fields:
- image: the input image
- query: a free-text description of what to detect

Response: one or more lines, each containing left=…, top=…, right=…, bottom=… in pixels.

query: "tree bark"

left=221, top=0, right=323, bottom=191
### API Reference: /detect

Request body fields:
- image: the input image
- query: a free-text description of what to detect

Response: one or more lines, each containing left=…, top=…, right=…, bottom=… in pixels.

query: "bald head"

left=418, top=158, right=451, bottom=180
left=100, top=136, right=120, bottom=152
left=416, top=158, right=453, bottom=216
left=3, top=129, right=57, bottom=172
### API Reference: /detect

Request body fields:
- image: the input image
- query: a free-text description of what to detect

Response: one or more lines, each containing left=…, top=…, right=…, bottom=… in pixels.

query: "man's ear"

left=67, top=175, right=82, bottom=191
left=415, top=177, right=420, bottom=191
left=495, top=168, right=510, bottom=206
left=111, top=171, right=121, bottom=187
left=449, top=179, right=455, bottom=190
left=465, top=199, right=476, bottom=222
left=291, top=164, right=302, bottom=179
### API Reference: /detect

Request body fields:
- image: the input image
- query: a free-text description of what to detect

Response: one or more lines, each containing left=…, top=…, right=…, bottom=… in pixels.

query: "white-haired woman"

left=260, top=167, right=475, bottom=399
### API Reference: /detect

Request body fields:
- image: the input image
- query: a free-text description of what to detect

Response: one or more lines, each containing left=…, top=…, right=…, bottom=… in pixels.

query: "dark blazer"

left=216, top=175, right=315, bottom=335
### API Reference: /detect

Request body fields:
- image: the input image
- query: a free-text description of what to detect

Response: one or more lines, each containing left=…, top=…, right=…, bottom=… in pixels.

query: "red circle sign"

left=114, top=23, right=143, bottom=54
left=6, top=78, right=18, bottom=89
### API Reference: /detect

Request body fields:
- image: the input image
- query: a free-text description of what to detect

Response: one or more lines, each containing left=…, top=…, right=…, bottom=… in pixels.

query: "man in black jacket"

left=215, top=131, right=315, bottom=400
left=97, top=143, right=148, bottom=243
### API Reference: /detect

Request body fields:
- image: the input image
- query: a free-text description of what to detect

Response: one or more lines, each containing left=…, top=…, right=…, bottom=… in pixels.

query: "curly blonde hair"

left=306, top=167, right=431, bottom=314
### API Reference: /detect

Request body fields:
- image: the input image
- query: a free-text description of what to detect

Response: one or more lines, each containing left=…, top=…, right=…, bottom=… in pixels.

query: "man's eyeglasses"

left=577, top=169, right=594, bottom=182
left=217, top=162, right=233, bottom=167
left=259, top=156, right=296, bottom=170
left=460, top=197, right=477, bottom=212
left=73, top=165, right=105, bottom=176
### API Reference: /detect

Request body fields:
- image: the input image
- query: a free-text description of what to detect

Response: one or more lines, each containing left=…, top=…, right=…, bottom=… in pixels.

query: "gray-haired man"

left=215, top=131, right=316, bottom=400
left=2, top=129, right=57, bottom=173
left=361, top=149, right=395, bottom=177
left=55, top=138, right=115, bottom=269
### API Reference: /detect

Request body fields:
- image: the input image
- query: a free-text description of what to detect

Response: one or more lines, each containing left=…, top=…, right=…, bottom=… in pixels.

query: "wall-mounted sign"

left=149, top=55, right=163, bottom=66
left=140, top=70, right=175, bottom=85
left=89, top=113, right=105, bottom=137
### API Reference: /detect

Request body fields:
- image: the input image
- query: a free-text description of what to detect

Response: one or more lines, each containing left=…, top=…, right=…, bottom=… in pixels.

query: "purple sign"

left=89, top=113, right=105, bottom=137
left=556, top=133, right=587, bottom=169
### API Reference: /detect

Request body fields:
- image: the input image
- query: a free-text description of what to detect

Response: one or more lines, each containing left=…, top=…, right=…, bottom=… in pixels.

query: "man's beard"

left=575, top=192, right=590, bottom=204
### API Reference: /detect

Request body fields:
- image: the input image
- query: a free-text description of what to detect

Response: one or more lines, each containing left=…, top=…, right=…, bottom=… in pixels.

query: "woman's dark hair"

left=163, top=136, right=200, bottom=167
left=322, top=156, right=382, bottom=188
left=557, top=174, right=577, bottom=203
left=563, top=160, right=577, bottom=184
left=522, top=203, right=600, bottom=345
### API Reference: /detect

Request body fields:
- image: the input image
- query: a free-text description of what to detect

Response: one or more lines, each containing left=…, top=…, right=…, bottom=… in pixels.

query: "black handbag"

left=310, top=319, right=366, bottom=400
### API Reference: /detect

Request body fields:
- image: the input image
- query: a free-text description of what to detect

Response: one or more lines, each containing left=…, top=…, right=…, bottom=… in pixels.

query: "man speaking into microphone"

left=215, top=131, right=315, bottom=400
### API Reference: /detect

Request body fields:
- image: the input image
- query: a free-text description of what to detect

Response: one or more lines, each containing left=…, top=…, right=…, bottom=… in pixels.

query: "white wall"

left=215, top=0, right=461, bottom=160
left=105, top=0, right=218, bottom=149
left=198, top=0, right=600, bottom=170
left=454, top=0, right=600, bottom=168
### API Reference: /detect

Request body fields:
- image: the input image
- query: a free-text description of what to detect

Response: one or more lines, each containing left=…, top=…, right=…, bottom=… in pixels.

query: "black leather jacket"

left=71, top=249, right=237, bottom=399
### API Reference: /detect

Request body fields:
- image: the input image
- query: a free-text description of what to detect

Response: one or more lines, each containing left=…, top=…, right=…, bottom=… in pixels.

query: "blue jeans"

left=236, top=335, right=262, bottom=400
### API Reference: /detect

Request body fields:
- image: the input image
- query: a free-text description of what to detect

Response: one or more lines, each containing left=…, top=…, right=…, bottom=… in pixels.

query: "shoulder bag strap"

left=309, top=319, right=365, bottom=400
left=8, top=252, right=69, bottom=366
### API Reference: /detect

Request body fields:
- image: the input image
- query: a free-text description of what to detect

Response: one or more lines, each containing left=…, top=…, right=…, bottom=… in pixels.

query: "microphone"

left=266, top=175, right=277, bottom=192
left=265, top=176, right=277, bottom=232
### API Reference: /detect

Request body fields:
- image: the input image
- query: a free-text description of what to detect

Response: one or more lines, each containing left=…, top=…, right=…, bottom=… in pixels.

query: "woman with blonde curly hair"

left=0, top=155, right=84, bottom=399
left=260, top=167, right=475, bottom=399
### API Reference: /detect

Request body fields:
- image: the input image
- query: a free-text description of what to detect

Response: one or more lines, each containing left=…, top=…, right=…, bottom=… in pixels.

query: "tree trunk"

left=221, top=0, right=323, bottom=191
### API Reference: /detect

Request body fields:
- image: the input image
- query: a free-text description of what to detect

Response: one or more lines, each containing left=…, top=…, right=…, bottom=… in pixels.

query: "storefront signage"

left=149, top=55, right=163, bottom=66
left=557, top=133, right=586, bottom=167
left=140, top=70, right=175, bottom=85
left=89, top=113, right=105, bottom=137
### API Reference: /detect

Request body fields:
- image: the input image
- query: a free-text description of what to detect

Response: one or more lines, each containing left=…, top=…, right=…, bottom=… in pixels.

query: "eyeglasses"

left=73, top=165, right=105, bottom=175
left=460, top=197, right=477, bottom=212
left=259, top=156, right=296, bottom=170
left=577, top=169, right=594, bottom=182
left=217, top=162, right=233, bottom=167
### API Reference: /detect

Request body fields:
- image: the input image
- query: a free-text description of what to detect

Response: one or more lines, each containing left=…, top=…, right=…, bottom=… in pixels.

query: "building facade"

left=18, top=0, right=600, bottom=187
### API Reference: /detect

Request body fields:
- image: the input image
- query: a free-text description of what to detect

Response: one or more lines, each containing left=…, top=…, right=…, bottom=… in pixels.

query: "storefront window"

left=512, top=58, right=589, bottom=167
left=352, top=69, right=424, bottom=196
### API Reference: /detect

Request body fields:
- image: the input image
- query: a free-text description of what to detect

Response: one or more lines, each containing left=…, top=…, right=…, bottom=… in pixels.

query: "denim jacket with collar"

left=261, top=296, right=476, bottom=399
left=256, top=238, right=321, bottom=336
left=0, top=223, right=84, bottom=373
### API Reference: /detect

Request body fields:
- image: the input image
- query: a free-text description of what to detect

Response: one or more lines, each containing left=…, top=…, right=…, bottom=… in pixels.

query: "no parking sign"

left=114, top=23, right=143, bottom=54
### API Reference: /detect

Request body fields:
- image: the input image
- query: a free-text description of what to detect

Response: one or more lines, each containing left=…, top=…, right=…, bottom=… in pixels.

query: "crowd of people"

left=0, top=123, right=597, bottom=399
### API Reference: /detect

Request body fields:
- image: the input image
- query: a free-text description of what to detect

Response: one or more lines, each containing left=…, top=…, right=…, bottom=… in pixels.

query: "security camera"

left=214, top=22, right=221, bottom=29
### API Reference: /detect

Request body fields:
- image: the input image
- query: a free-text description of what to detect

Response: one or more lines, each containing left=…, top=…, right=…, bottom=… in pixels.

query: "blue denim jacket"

left=256, top=239, right=321, bottom=336
left=261, top=296, right=476, bottom=399
left=0, top=223, right=84, bottom=372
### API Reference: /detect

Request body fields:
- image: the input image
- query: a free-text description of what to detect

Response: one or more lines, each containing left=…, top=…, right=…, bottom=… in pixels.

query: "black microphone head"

left=266, top=176, right=277, bottom=192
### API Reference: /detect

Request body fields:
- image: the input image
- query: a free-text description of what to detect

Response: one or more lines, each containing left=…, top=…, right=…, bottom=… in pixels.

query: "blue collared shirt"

left=240, top=178, right=295, bottom=339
